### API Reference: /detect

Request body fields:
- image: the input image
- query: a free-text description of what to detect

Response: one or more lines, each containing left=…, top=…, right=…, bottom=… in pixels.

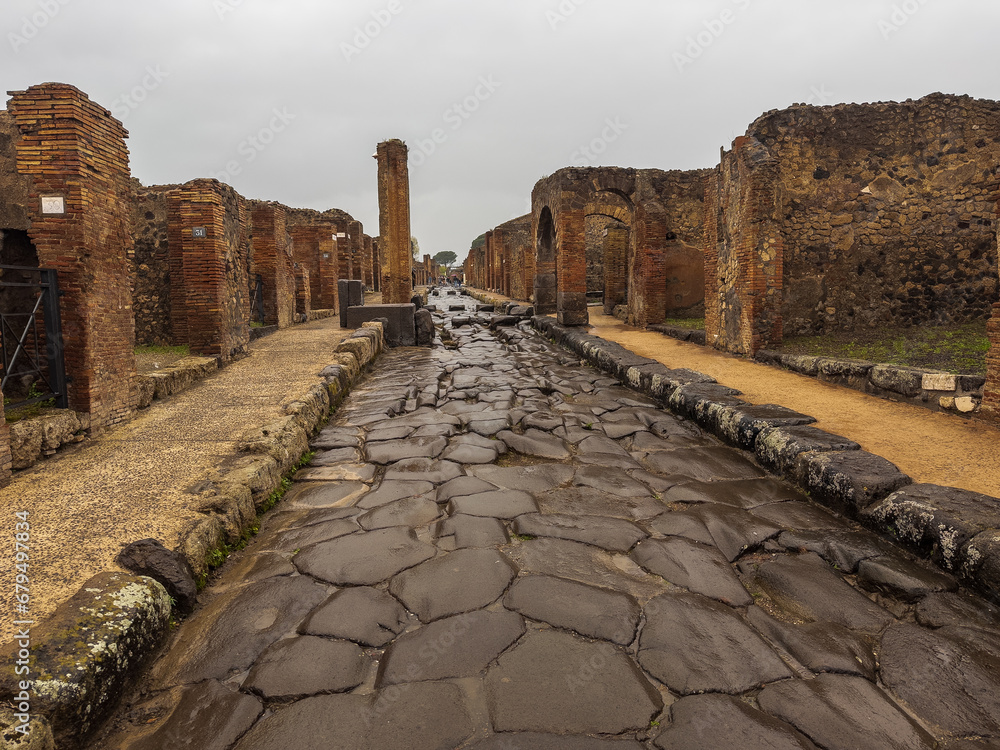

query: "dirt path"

left=587, top=310, right=1000, bottom=499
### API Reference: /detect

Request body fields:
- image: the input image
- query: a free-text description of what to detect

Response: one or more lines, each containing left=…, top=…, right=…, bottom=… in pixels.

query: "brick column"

left=290, top=225, right=338, bottom=311
left=348, top=220, right=364, bottom=282
left=376, top=139, right=414, bottom=304
left=363, top=235, right=375, bottom=289
left=251, top=203, right=295, bottom=328
left=371, top=239, right=381, bottom=291
left=557, top=208, right=588, bottom=326
left=8, top=83, right=137, bottom=428
left=629, top=202, right=668, bottom=327
left=167, top=180, right=252, bottom=360
left=603, top=225, right=629, bottom=315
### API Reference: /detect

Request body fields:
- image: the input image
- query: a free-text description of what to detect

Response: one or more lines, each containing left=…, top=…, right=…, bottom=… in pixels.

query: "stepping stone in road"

left=504, top=575, right=640, bottom=645
left=300, top=586, right=410, bottom=647
left=389, top=548, right=517, bottom=622
left=485, top=629, right=662, bottom=735
left=435, top=515, right=509, bottom=550
left=294, top=527, right=436, bottom=586
left=757, top=673, right=937, bottom=750
left=243, top=636, right=368, bottom=700
left=654, top=694, right=820, bottom=750
left=638, top=590, right=791, bottom=695
left=377, top=609, right=525, bottom=686
left=513, top=513, right=647, bottom=553
left=631, top=537, right=752, bottom=607
left=232, top=682, right=474, bottom=750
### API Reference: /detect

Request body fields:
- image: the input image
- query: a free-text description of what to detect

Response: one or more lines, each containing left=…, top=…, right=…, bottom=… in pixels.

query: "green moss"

left=134, top=343, right=189, bottom=357
left=780, top=321, right=988, bottom=376
left=663, top=317, right=706, bottom=330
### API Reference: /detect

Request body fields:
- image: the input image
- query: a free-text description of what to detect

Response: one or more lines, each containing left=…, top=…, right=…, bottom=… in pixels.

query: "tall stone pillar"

left=376, top=139, right=413, bottom=304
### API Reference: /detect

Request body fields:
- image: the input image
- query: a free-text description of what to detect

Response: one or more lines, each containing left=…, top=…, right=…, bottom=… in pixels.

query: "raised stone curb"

left=648, top=323, right=707, bottom=346
left=756, top=349, right=986, bottom=418
left=0, top=573, right=171, bottom=750
left=532, top=315, right=1000, bottom=604
left=139, top=356, right=218, bottom=404
left=0, top=323, right=388, bottom=749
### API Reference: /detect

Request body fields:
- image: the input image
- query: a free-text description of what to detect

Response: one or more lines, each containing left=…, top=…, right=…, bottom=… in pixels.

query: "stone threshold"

left=531, top=314, right=1000, bottom=609
left=0, top=323, right=388, bottom=749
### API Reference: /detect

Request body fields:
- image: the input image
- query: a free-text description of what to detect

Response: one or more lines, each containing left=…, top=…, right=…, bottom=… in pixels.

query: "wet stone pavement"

left=96, top=294, right=1000, bottom=750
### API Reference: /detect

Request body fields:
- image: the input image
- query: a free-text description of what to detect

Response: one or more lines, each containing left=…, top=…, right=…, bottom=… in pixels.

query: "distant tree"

left=411, top=236, right=420, bottom=259
left=433, top=251, right=457, bottom=267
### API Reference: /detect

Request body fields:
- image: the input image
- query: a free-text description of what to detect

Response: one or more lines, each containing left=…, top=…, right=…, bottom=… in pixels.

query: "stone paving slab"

left=92, top=294, right=1000, bottom=750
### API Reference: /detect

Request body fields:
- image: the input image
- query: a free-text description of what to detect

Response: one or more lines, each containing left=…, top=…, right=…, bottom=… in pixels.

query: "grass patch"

left=779, top=321, right=989, bottom=376
left=663, top=317, right=705, bottom=330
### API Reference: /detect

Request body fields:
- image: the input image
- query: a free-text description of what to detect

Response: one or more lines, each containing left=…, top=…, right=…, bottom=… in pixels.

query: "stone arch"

left=534, top=205, right=557, bottom=315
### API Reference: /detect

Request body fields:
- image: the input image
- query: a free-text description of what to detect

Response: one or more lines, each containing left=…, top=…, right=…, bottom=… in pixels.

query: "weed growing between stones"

left=195, top=449, right=317, bottom=588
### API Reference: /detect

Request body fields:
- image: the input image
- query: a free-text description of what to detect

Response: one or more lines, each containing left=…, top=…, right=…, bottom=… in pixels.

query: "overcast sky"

left=3, top=0, right=999, bottom=261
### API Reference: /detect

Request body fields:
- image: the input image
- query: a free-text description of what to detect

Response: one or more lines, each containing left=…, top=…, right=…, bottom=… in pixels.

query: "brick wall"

left=250, top=202, right=295, bottom=328
left=167, top=179, right=251, bottom=360
left=8, top=83, right=137, bottom=428
left=703, top=137, right=784, bottom=356
left=364, top=235, right=375, bottom=290
left=603, top=225, right=629, bottom=315
left=376, top=140, right=414, bottom=304
left=284, top=207, right=354, bottom=302
left=348, top=220, right=364, bottom=283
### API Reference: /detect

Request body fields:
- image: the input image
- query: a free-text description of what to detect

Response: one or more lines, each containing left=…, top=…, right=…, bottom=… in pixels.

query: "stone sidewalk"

left=0, top=316, right=357, bottom=642
left=94, top=296, right=1000, bottom=750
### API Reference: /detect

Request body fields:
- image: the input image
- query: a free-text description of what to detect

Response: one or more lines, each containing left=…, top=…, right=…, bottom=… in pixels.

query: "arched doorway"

left=534, top=206, right=557, bottom=315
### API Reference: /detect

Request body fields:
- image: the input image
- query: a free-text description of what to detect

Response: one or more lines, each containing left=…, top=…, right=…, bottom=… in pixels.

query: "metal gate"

left=0, top=265, right=68, bottom=411
left=249, top=274, right=265, bottom=325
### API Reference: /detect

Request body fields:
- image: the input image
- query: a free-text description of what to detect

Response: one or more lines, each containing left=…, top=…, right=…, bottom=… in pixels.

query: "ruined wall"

left=349, top=220, right=365, bottom=284
left=8, top=84, right=137, bottom=428
left=493, top=214, right=532, bottom=301
left=703, top=137, right=784, bottom=356
left=0, top=111, right=30, bottom=231
left=295, top=268, right=311, bottom=318
left=289, top=224, right=338, bottom=311
left=751, top=94, right=1000, bottom=335
left=130, top=183, right=174, bottom=345
left=585, top=216, right=616, bottom=294
left=984, top=194, right=1000, bottom=419
left=250, top=202, right=295, bottom=328
left=167, top=179, right=251, bottom=360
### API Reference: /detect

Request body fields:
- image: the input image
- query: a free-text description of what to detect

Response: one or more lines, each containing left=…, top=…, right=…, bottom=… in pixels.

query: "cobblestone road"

left=95, top=295, right=1000, bottom=750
